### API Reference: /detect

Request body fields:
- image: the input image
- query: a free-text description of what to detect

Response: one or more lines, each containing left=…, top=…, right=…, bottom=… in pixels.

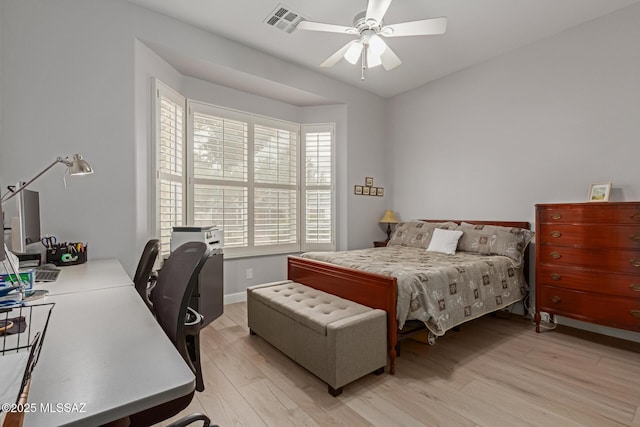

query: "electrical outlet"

left=246, top=268, right=253, bottom=280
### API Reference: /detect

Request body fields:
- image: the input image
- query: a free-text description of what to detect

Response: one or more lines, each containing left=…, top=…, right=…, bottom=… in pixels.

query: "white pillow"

left=426, top=228, right=464, bottom=255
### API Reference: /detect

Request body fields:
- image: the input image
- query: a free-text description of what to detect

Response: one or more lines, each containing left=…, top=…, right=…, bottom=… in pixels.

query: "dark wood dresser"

left=535, top=202, right=640, bottom=333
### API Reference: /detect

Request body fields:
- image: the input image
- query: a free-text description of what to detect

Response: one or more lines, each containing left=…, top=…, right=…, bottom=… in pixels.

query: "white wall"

left=0, top=0, right=387, bottom=288
left=387, top=4, right=640, bottom=222
left=387, top=4, right=640, bottom=341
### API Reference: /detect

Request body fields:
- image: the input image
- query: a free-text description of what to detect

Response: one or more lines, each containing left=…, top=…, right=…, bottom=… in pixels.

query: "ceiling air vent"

left=264, top=4, right=306, bottom=34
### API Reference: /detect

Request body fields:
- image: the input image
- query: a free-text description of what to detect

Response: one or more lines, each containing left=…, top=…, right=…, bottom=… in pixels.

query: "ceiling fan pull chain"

left=361, top=47, right=366, bottom=81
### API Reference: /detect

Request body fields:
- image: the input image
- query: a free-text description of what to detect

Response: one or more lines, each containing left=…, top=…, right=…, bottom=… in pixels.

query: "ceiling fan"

left=296, top=0, right=447, bottom=79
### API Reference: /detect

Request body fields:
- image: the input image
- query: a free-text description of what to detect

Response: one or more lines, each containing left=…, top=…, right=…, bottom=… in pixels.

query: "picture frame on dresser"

left=587, top=182, right=611, bottom=202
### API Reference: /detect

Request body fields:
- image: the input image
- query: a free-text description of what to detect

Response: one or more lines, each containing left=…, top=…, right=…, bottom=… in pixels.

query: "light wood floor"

left=162, top=302, right=640, bottom=427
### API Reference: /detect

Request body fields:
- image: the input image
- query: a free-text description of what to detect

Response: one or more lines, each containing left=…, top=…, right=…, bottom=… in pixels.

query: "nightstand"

left=374, top=241, right=387, bottom=248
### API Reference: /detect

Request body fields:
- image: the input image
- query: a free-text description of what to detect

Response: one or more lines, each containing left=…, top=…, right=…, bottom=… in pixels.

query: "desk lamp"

left=0, top=154, right=93, bottom=301
left=1, top=154, right=93, bottom=204
left=379, top=210, right=398, bottom=242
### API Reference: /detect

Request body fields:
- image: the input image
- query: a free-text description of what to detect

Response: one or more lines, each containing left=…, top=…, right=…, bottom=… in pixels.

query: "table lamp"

left=379, top=210, right=398, bottom=242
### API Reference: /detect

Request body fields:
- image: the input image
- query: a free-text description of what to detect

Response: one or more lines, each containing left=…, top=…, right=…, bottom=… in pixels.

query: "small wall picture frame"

left=354, top=185, right=363, bottom=195
left=370, top=187, right=378, bottom=196
left=377, top=188, right=384, bottom=197
left=588, top=182, right=611, bottom=202
left=363, top=186, right=370, bottom=195
left=365, top=177, right=374, bottom=187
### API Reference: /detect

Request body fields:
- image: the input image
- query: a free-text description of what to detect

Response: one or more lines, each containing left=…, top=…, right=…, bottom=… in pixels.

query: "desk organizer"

left=46, top=244, right=88, bottom=266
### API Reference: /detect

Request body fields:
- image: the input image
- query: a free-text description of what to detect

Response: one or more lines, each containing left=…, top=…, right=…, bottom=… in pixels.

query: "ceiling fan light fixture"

left=367, top=48, right=382, bottom=68
left=369, top=34, right=387, bottom=55
left=344, top=41, right=363, bottom=64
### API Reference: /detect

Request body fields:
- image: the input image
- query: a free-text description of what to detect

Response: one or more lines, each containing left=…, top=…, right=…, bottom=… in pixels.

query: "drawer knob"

left=550, top=214, right=562, bottom=220
left=631, top=259, right=640, bottom=267
left=551, top=296, right=562, bottom=304
left=550, top=252, right=562, bottom=259
left=630, top=310, right=640, bottom=319
left=629, top=284, right=640, bottom=292
left=550, top=274, right=562, bottom=281
left=631, top=234, right=640, bottom=242
left=550, top=231, right=562, bottom=238
left=631, top=213, right=640, bottom=221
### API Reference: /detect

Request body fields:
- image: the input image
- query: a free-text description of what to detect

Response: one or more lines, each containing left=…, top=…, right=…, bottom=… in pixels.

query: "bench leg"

left=328, top=385, right=343, bottom=397
left=249, top=329, right=256, bottom=336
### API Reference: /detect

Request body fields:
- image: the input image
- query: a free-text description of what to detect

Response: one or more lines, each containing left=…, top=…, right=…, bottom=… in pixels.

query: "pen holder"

left=46, top=244, right=88, bottom=266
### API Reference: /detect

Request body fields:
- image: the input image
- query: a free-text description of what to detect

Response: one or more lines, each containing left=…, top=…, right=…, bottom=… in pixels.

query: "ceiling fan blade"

left=381, top=17, right=447, bottom=37
left=297, top=20, right=357, bottom=34
left=366, top=0, right=393, bottom=24
left=320, top=40, right=358, bottom=67
left=380, top=44, right=402, bottom=71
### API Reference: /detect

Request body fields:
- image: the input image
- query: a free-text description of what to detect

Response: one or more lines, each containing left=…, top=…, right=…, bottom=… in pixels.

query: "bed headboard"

left=420, top=219, right=530, bottom=230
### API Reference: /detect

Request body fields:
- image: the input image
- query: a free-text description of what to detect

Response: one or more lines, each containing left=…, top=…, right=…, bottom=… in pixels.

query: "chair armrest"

left=185, top=306, right=204, bottom=327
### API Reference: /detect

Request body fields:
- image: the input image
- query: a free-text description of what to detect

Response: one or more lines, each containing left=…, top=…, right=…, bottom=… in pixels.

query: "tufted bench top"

left=249, top=281, right=373, bottom=335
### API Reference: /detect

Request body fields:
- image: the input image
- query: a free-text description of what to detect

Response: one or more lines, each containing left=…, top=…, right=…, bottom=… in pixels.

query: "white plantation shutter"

left=253, top=120, right=298, bottom=251
left=154, top=80, right=185, bottom=257
left=189, top=103, right=250, bottom=250
left=302, top=124, right=335, bottom=251
left=187, top=103, right=301, bottom=256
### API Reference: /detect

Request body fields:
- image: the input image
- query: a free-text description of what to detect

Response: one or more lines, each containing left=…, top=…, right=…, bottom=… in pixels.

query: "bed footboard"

left=287, top=256, right=399, bottom=374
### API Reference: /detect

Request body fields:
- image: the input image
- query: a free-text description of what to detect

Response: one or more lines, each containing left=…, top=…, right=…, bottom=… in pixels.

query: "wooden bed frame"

left=288, top=220, right=531, bottom=374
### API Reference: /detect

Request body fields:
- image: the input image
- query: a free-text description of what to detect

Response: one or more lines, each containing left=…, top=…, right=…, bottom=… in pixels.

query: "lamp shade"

left=344, top=41, right=363, bottom=64
left=65, top=154, right=93, bottom=176
left=379, top=210, right=398, bottom=224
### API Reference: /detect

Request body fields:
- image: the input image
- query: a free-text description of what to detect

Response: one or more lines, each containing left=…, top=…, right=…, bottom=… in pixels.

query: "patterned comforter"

left=301, top=246, right=527, bottom=336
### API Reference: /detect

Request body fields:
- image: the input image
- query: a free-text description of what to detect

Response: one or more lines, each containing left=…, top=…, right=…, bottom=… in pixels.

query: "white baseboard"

left=224, top=291, right=247, bottom=305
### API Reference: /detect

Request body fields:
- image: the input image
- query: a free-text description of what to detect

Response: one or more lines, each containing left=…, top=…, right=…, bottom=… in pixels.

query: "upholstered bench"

left=247, top=280, right=387, bottom=396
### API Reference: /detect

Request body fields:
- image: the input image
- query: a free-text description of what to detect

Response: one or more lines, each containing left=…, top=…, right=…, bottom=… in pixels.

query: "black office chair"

left=133, top=239, right=160, bottom=311
left=128, top=242, right=213, bottom=427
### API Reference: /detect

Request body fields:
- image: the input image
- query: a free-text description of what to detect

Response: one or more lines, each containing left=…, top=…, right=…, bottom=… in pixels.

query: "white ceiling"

left=127, top=0, right=640, bottom=99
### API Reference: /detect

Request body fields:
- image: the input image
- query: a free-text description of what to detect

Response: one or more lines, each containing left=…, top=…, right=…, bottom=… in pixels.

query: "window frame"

left=153, top=80, right=336, bottom=259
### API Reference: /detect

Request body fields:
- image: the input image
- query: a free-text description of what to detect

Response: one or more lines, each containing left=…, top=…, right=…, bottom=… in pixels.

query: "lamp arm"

left=0, top=157, right=70, bottom=205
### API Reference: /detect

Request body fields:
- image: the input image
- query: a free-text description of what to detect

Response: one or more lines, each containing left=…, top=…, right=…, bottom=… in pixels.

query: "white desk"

left=21, top=261, right=195, bottom=426
left=33, top=258, right=133, bottom=296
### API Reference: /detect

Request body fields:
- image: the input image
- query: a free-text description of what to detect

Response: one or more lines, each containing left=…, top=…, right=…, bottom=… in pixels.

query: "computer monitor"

left=11, top=188, right=41, bottom=254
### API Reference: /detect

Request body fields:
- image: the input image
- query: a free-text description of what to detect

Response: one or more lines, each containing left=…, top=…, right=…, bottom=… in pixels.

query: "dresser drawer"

left=537, top=265, right=640, bottom=298
left=539, top=246, right=640, bottom=275
left=537, top=285, right=640, bottom=331
left=538, top=204, right=640, bottom=225
left=538, top=224, right=640, bottom=250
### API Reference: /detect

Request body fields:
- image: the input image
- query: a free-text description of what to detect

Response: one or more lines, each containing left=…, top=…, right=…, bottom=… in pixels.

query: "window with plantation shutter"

left=191, top=107, right=249, bottom=249
left=154, top=80, right=335, bottom=258
left=253, top=121, right=298, bottom=249
left=154, top=80, right=185, bottom=257
left=301, top=124, right=335, bottom=251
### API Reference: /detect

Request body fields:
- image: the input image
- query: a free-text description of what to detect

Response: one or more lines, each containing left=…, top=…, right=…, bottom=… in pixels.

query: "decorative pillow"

left=426, top=228, right=464, bottom=255
left=388, top=221, right=457, bottom=248
left=456, top=223, right=534, bottom=266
